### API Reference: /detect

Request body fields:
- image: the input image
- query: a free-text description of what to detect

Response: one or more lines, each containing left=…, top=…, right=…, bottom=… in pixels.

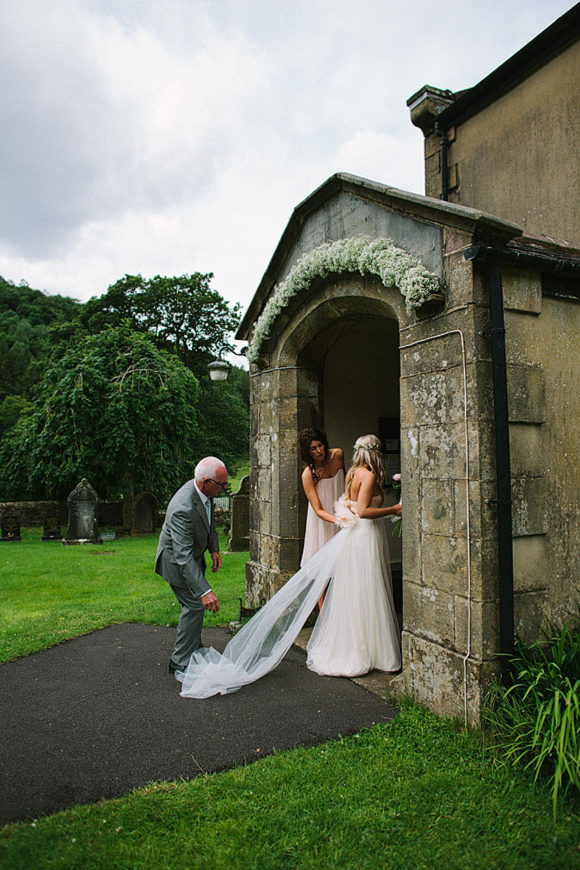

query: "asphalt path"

left=0, top=624, right=397, bottom=825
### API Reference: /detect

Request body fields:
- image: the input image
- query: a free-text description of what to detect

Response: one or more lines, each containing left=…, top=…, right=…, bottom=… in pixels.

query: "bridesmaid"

left=299, top=427, right=345, bottom=606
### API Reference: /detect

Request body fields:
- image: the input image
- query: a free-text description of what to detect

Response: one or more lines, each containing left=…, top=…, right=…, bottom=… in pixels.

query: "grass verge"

left=0, top=527, right=247, bottom=662
left=1, top=704, right=579, bottom=868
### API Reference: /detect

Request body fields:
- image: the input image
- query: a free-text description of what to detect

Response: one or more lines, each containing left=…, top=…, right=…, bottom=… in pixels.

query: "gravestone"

left=228, top=475, right=250, bottom=551
left=121, top=492, right=134, bottom=533
left=132, top=492, right=157, bottom=535
left=42, top=516, right=62, bottom=541
left=0, top=515, right=21, bottom=542
left=63, top=479, right=102, bottom=545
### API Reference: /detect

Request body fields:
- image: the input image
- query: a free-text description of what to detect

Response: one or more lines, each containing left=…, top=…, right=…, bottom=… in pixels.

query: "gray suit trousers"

left=170, top=582, right=205, bottom=669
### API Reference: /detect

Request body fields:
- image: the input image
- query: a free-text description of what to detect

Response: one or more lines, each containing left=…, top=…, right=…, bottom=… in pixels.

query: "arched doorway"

left=295, top=306, right=402, bottom=617
left=245, top=274, right=407, bottom=608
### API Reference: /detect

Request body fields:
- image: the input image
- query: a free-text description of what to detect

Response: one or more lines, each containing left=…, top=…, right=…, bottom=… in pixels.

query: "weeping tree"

left=0, top=327, right=200, bottom=501
left=78, top=272, right=249, bottom=470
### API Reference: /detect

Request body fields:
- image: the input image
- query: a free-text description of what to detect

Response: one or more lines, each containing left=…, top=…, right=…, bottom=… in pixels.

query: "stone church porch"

left=236, top=173, right=580, bottom=727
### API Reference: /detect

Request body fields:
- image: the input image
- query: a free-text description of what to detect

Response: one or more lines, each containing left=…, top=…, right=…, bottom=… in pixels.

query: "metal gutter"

left=437, top=5, right=580, bottom=130
left=434, top=122, right=449, bottom=202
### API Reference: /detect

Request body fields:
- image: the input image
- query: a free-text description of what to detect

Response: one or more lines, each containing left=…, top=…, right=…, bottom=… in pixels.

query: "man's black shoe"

left=168, top=659, right=182, bottom=675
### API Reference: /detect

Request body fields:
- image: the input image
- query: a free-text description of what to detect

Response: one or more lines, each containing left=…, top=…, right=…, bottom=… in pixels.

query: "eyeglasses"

left=208, top=479, right=230, bottom=492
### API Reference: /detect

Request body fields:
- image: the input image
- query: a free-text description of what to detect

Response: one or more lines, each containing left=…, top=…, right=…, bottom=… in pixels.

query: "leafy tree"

left=194, top=377, right=250, bottom=471
left=0, top=272, right=250, bottom=496
left=0, top=395, right=33, bottom=439
left=79, top=272, right=250, bottom=470
left=0, top=277, right=80, bottom=328
left=0, top=327, right=200, bottom=501
left=225, top=362, right=250, bottom=406
left=80, top=273, right=242, bottom=378
left=0, top=276, right=82, bottom=407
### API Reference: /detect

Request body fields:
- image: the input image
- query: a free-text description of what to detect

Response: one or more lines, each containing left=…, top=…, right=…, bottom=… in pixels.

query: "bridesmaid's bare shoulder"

left=328, top=447, right=345, bottom=473
left=302, top=464, right=313, bottom=484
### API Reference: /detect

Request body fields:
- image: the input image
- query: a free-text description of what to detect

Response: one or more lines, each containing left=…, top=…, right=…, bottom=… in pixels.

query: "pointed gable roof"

left=237, top=173, right=522, bottom=340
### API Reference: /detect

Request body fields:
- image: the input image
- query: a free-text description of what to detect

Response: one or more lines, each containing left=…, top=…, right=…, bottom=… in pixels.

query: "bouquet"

left=390, top=473, right=402, bottom=536
left=333, top=495, right=359, bottom=528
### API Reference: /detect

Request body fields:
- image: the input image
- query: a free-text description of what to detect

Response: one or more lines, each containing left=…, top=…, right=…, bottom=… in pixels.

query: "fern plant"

left=483, top=613, right=580, bottom=820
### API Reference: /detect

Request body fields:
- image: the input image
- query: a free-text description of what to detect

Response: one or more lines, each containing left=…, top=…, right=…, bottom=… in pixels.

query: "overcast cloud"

left=0, top=0, right=574, bottom=328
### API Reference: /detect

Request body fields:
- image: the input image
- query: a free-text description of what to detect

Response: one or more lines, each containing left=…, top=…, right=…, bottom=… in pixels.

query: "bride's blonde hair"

left=345, top=434, right=385, bottom=496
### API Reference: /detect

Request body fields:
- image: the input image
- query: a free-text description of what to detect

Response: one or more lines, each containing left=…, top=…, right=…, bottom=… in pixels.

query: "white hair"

left=194, top=456, right=226, bottom=483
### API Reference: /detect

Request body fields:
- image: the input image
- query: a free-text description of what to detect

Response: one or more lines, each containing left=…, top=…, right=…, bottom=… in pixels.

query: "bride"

left=176, top=435, right=402, bottom=699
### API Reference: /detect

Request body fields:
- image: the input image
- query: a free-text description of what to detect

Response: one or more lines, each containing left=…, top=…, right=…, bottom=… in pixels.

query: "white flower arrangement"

left=247, top=236, right=441, bottom=363
left=333, top=495, right=359, bottom=529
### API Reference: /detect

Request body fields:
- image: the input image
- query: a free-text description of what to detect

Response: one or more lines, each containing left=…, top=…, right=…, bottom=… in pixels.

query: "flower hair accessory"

left=353, top=442, right=382, bottom=453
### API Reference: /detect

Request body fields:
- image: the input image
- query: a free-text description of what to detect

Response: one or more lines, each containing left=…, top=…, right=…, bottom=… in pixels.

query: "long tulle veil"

left=176, top=528, right=348, bottom=698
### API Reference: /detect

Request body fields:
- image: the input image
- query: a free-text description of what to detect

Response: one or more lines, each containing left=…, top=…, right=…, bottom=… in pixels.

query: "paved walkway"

left=0, top=624, right=397, bottom=825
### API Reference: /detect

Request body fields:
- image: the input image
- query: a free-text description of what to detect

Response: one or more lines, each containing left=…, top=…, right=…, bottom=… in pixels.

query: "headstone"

left=0, top=515, right=21, bottom=542
left=228, top=475, right=250, bottom=551
left=122, top=492, right=134, bottom=530
left=112, top=492, right=133, bottom=538
left=132, top=492, right=157, bottom=535
left=63, top=479, right=102, bottom=545
left=42, top=516, right=61, bottom=541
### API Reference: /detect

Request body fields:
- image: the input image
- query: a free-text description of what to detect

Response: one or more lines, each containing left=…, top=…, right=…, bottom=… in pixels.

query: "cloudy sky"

left=0, top=0, right=574, bottom=334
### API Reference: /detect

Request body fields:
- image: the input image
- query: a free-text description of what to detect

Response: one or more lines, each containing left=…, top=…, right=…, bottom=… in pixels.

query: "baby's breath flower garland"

left=247, top=236, right=441, bottom=362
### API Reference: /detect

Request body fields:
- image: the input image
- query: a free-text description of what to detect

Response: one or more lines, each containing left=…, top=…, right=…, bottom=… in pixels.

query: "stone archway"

left=246, top=274, right=405, bottom=610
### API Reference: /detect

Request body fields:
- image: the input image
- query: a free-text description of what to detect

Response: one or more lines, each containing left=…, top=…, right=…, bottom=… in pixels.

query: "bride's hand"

left=391, top=503, right=402, bottom=517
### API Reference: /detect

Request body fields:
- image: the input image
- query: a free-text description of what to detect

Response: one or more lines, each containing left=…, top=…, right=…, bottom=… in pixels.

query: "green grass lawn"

left=0, top=526, right=247, bottom=661
left=229, top=458, right=250, bottom=493
left=1, top=527, right=579, bottom=868
left=1, top=705, right=579, bottom=869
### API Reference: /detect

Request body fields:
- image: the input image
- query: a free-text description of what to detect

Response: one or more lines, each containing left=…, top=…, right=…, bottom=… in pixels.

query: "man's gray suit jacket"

left=155, top=479, right=219, bottom=597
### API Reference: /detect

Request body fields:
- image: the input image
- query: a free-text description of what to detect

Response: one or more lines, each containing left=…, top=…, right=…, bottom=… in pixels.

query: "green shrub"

left=483, top=613, right=580, bottom=819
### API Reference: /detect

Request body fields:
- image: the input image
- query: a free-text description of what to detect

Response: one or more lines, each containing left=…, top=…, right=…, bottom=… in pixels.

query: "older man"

left=155, top=456, right=229, bottom=676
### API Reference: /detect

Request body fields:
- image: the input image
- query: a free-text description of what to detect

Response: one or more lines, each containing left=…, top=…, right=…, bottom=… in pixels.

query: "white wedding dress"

left=306, top=494, right=400, bottom=676
left=176, top=493, right=400, bottom=699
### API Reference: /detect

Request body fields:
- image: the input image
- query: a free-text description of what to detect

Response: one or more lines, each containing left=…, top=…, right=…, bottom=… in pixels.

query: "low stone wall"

left=0, top=500, right=124, bottom=528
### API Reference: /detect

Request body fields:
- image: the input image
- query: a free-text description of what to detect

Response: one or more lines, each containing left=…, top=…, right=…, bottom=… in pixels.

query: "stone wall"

left=396, top=237, right=499, bottom=724
left=502, top=269, right=580, bottom=632
left=0, top=500, right=124, bottom=527
left=419, top=40, right=580, bottom=247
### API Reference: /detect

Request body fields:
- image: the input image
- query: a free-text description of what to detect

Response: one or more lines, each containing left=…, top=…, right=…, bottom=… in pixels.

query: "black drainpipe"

left=464, top=246, right=514, bottom=678
left=434, top=122, right=449, bottom=201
